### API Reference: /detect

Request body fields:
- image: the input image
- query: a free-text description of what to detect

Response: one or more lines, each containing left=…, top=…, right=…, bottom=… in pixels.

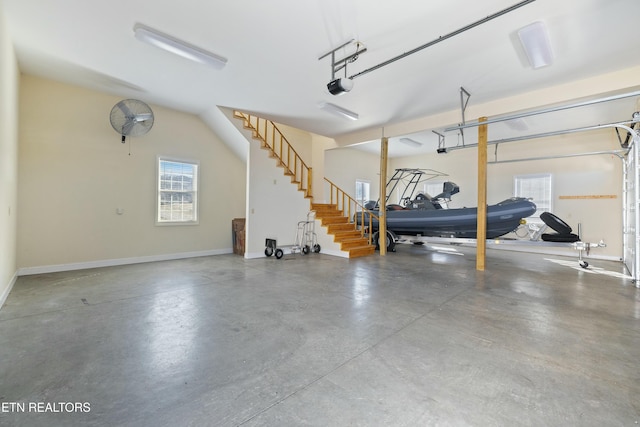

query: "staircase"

left=312, top=203, right=376, bottom=258
left=233, top=111, right=376, bottom=258
left=234, top=111, right=312, bottom=199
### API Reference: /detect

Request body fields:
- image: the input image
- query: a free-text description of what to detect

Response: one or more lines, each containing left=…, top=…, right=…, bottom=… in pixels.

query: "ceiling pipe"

left=488, top=149, right=626, bottom=165
left=444, top=90, right=640, bottom=132
left=445, top=120, right=640, bottom=152
left=348, top=0, right=536, bottom=80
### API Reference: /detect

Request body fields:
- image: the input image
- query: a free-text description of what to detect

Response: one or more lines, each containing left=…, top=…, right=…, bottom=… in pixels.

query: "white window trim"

left=355, top=179, right=371, bottom=207
left=423, top=181, right=445, bottom=199
left=156, top=156, right=200, bottom=226
left=514, top=173, right=552, bottom=222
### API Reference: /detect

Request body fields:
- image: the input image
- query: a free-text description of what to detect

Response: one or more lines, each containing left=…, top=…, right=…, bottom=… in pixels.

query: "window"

left=423, top=181, right=444, bottom=198
left=514, top=173, right=552, bottom=220
left=355, top=180, right=370, bottom=206
left=157, top=158, right=199, bottom=224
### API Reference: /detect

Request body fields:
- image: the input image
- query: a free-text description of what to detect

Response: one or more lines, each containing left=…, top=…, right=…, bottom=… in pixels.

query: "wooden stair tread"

left=316, top=212, right=344, bottom=218
left=347, top=245, right=376, bottom=258
left=333, top=231, right=363, bottom=240
left=320, top=217, right=348, bottom=225
left=332, top=225, right=359, bottom=231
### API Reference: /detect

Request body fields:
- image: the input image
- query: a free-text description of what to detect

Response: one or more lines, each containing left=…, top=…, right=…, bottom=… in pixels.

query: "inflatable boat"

left=357, top=169, right=537, bottom=239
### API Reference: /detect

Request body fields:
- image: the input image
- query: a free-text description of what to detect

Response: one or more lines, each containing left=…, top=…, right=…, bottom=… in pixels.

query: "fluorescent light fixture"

left=318, top=102, right=359, bottom=120
left=399, top=137, right=423, bottom=147
left=134, top=23, right=227, bottom=68
left=517, top=21, right=553, bottom=69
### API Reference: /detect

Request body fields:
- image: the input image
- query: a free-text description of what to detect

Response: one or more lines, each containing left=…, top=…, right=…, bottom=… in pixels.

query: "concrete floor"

left=0, top=245, right=639, bottom=426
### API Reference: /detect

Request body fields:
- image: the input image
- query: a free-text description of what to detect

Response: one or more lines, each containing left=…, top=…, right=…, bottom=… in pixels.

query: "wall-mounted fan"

left=109, top=99, right=154, bottom=143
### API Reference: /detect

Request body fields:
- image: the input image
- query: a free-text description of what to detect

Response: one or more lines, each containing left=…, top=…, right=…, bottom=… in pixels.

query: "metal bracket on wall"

left=318, top=39, right=367, bottom=80
left=615, top=112, right=640, bottom=148
left=458, top=87, right=471, bottom=147
left=433, top=130, right=447, bottom=153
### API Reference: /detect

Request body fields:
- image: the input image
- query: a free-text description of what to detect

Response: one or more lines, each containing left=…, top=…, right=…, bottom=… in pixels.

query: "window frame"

left=355, top=179, right=371, bottom=207
left=513, top=173, right=552, bottom=221
left=423, top=181, right=445, bottom=199
left=156, top=156, right=200, bottom=226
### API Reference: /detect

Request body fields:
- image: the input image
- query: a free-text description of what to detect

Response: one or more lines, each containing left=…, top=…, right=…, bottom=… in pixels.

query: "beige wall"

left=0, top=6, right=19, bottom=304
left=325, top=147, right=381, bottom=203
left=310, top=133, right=338, bottom=203
left=17, top=76, right=246, bottom=272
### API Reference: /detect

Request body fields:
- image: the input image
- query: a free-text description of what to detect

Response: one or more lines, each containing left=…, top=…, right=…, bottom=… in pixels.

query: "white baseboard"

left=0, top=271, right=18, bottom=310
left=245, top=251, right=265, bottom=259
left=17, top=248, right=233, bottom=276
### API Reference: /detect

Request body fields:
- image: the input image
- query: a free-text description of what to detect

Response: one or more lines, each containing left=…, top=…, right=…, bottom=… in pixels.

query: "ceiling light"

left=517, top=21, right=553, bottom=69
left=399, top=137, right=423, bottom=147
left=133, top=23, right=227, bottom=68
left=318, top=102, right=359, bottom=121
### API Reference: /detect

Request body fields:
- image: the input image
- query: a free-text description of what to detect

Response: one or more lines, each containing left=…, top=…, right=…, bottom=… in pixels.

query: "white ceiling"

left=3, top=0, right=639, bottom=158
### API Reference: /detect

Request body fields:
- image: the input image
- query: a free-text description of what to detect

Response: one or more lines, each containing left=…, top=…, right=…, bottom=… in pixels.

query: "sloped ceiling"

left=3, top=0, right=639, bottom=158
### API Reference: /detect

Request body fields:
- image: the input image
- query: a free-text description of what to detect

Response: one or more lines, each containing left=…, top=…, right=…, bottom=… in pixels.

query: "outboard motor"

left=432, top=181, right=460, bottom=209
left=433, top=181, right=459, bottom=200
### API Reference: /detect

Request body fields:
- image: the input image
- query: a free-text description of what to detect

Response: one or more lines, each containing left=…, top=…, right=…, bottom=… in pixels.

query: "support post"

left=476, top=117, right=488, bottom=271
left=379, top=136, right=389, bottom=255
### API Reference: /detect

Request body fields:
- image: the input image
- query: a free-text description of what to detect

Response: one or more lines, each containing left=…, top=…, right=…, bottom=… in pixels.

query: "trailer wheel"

left=275, top=249, right=284, bottom=259
left=265, top=247, right=274, bottom=257
left=313, top=244, right=321, bottom=253
left=373, top=231, right=396, bottom=252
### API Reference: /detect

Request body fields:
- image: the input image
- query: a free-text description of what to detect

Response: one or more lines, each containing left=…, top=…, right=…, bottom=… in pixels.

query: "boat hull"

left=356, top=197, right=536, bottom=239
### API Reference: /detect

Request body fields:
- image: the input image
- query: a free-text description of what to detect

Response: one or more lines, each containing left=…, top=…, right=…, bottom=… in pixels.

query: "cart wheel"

left=265, top=247, right=274, bottom=257
left=275, top=249, right=284, bottom=259
left=313, top=244, right=321, bottom=253
left=579, top=260, right=589, bottom=269
left=302, top=245, right=310, bottom=255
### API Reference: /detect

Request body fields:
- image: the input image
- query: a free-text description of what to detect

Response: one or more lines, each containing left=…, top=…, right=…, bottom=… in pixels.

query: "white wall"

left=0, top=6, right=19, bottom=306
left=17, top=76, right=246, bottom=273
left=244, top=129, right=312, bottom=258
